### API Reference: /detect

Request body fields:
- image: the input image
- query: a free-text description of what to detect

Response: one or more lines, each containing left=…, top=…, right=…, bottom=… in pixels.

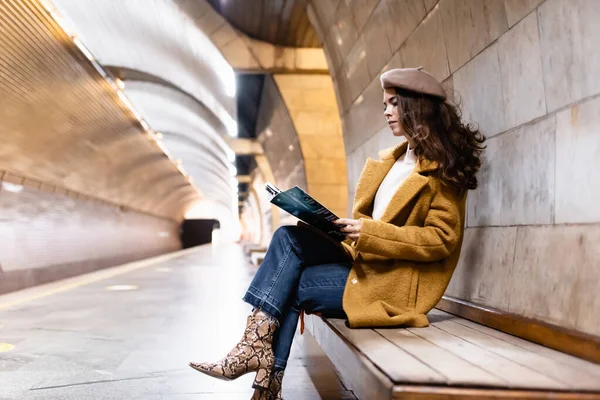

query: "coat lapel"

left=352, top=157, right=395, bottom=220
left=379, top=170, right=429, bottom=223
left=353, top=141, right=439, bottom=223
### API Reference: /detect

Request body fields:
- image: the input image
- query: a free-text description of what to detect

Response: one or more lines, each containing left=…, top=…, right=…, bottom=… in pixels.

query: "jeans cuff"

left=274, top=358, right=287, bottom=371
left=242, top=290, right=283, bottom=320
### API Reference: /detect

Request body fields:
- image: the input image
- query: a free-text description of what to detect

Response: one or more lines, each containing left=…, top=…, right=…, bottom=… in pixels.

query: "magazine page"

left=269, top=185, right=345, bottom=241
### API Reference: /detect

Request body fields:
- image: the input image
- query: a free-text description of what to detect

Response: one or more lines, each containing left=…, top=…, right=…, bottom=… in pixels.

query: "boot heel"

left=252, top=365, right=273, bottom=390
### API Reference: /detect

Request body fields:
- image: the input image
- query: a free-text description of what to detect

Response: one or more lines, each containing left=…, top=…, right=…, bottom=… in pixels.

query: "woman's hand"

left=334, top=218, right=363, bottom=241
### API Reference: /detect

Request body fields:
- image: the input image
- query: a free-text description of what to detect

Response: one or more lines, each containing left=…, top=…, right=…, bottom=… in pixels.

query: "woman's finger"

left=334, top=218, right=354, bottom=225
left=340, top=224, right=359, bottom=233
left=347, top=233, right=360, bottom=240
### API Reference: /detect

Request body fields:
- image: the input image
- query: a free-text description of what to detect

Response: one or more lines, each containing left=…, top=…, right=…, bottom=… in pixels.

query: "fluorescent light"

left=105, top=285, right=138, bottom=291
left=72, top=36, right=95, bottom=61
left=226, top=118, right=238, bottom=137
left=1, top=182, right=23, bottom=193
left=226, top=147, right=236, bottom=162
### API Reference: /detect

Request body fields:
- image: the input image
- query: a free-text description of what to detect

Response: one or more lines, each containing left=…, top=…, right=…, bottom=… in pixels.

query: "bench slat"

left=431, top=308, right=600, bottom=380
left=328, top=319, right=446, bottom=384
left=376, top=328, right=505, bottom=387
left=406, top=324, right=564, bottom=389
left=392, top=385, right=600, bottom=399
left=306, top=315, right=393, bottom=400
left=428, top=310, right=600, bottom=390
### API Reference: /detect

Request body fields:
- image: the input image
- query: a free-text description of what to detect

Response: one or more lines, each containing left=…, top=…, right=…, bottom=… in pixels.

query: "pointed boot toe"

left=189, top=309, right=278, bottom=389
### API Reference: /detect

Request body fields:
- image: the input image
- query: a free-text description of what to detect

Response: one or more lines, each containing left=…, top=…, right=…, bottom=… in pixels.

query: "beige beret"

left=380, top=67, right=446, bottom=100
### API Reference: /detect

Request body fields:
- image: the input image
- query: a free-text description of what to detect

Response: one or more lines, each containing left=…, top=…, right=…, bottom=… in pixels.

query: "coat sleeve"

left=341, top=238, right=356, bottom=259
left=355, top=183, right=463, bottom=262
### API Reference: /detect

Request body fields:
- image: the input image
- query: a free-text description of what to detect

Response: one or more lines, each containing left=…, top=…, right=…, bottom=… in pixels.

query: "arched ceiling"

left=49, top=0, right=240, bottom=222
left=0, top=0, right=200, bottom=220
left=122, top=81, right=235, bottom=203
left=207, top=0, right=320, bottom=48
left=52, top=0, right=237, bottom=133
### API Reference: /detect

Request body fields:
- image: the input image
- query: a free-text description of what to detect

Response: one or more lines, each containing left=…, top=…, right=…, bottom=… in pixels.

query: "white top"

left=372, top=146, right=417, bottom=220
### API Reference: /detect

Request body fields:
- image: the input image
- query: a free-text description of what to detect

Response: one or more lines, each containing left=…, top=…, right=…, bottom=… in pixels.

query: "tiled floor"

left=0, top=244, right=356, bottom=400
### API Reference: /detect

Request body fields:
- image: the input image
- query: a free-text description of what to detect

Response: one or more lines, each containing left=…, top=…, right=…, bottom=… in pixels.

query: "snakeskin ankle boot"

left=250, top=370, right=284, bottom=400
left=189, top=309, right=278, bottom=390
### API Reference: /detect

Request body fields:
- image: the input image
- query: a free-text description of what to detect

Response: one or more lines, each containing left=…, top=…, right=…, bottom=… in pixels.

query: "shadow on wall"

left=180, top=219, right=220, bottom=248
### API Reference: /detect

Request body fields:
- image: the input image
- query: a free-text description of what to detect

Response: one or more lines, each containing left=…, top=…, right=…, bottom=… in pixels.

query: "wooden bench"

left=305, top=305, right=600, bottom=399
left=242, top=243, right=267, bottom=265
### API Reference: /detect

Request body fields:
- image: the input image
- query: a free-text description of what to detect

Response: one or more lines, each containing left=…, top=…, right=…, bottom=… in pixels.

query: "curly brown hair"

left=395, top=88, right=486, bottom=193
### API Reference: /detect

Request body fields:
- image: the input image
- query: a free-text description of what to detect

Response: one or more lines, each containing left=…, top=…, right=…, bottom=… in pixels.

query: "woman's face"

left=383, top=88, right=403, bottom=137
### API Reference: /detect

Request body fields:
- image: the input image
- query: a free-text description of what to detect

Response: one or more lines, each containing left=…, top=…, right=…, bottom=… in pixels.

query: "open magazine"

left=265, top=182, right=346, bottom=241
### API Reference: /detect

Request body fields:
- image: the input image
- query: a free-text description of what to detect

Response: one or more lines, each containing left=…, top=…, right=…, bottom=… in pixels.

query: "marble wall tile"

left=555, top=96, right=600, bottom=224
left=347, top=0, right=379, bottom=33
left=380, top=49, right=404, bottom=72
left=439, top=0, right=508, bottom=73
left=347, top=189, right=356, bottom=216
left=324, top=28, right=345, bottom=74
left=453, top=44, right=507, bottom=137
left=445, top=227, right=518, bottom=311
left=257, top=77, right=306, bottom=190
left=310, top=0, right=340, bottom=30
left=468, top=115, right=556, bottom=226
left=384, top=0, right=427, bottom=53
left=424, top=0, right=439, bottom=12
left=538, top=0, right=600, bottom=112
left=497, top=12, right=547, bottom=130
left=511, top=224, right=600, bottom=336
left=373, top=123, right=402, bottom=153
left=441, top=75, right=454, bottom=102
left=346, top=147, right=367, bottom=192
left=281, top=160, right=308, bottom=192
left=344, top=35, right=371, bottom=102
left=363, top=0, right=393, bottom=80
left=272, top=138, right=304, bottom=186
left=332, top=76, right=344, bottom=116
left=398, top=7, right=450, bottom=82
left=334, top=0, right=359, bottom=59
left=342, top=76, right=388, bottom=153
left=334, top=73, right=353, bottom=116
left=504, top=0, right=545, bottom=27
left=345, top=124, right=400, bottom=189
left=306, top=5, right=326, bottom=48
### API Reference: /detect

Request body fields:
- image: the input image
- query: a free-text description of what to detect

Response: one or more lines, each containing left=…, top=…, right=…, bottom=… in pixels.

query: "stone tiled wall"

left=274, top=74, right=348, bottom=219
left=0, top=176, right=180, bottom=295
left=255, top=75, right=308, bottom=226
left=309, top=0, right=600, bottom=336
left=256, top=76, right=308, bottom=193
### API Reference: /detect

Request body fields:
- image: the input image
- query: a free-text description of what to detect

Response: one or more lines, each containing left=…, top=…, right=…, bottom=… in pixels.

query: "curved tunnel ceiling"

left=207, top=0, right=320, bottom=48
left=0, top=0, right=204, bottom=220
left=122, top=81, right=235, bottom=206
left=51, top=0, right=240, bottom=215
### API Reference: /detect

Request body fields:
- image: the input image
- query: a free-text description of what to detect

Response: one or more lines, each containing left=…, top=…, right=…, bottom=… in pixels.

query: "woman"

left=189, top=67, right=485, bottom=399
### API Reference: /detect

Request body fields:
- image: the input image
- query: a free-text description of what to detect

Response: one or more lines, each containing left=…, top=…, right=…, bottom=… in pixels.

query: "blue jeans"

left=243, top=225, right=352, bottom=371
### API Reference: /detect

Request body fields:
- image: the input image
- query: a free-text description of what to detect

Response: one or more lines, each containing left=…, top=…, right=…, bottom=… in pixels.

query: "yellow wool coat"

left=341, top=141, right=466, bottom=328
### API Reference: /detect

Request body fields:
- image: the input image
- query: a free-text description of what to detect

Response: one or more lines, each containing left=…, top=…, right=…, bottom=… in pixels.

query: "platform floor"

left=0, top=244, right=356, bottom=400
